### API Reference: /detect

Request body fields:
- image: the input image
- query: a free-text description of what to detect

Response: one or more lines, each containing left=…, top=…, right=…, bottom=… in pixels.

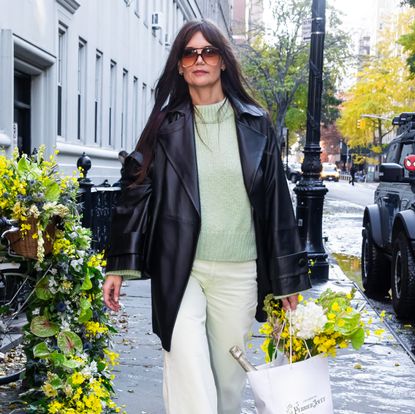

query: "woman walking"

left=103, top=19, right=310, bottom=414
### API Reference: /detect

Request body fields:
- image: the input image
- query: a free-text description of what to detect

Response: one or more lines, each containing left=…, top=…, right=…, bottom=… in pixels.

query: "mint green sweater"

left=109, top=98, right=256, bottom=280
left=194, top=98, right=257, bottom=261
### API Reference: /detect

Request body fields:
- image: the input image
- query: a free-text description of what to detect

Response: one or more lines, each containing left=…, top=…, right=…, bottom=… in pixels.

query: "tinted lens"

left=201, top=47, right=220, bottom=65
left=181, top=49, right=198, bottom=68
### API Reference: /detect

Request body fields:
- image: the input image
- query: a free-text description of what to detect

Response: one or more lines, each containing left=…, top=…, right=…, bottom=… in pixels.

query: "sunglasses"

left=180, top=46, right=221, bottom=68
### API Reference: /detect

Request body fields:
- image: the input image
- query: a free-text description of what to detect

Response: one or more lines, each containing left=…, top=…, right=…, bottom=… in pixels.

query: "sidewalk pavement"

left=112, top=260, right=415, bottom=414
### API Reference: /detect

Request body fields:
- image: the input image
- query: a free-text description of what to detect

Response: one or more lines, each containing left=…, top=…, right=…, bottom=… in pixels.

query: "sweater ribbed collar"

left=194, top=98, right=234, bottom=124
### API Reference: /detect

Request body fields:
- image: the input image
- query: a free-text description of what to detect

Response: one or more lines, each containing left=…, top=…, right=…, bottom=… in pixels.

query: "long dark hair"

left=135, top=19, right=259, bottom=182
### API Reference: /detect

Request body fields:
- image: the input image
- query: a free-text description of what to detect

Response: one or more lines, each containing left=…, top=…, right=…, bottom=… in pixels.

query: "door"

left=14, top=71, right=31, bottom=155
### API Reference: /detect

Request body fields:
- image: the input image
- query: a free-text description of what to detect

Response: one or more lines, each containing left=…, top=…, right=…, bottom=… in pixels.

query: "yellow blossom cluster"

left=87, top=252, right=107, bottom=268
left=84, top=321, right=109, bottom=337
left=53, top=235, right=76, bottom=256
left=104, top=349, right=120, bottom=366
left=44, top=375, right=124, bottom=414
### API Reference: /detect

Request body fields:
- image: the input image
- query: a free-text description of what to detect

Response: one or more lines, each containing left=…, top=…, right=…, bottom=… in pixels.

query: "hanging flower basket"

left=5, top=217, right=56, bottom=260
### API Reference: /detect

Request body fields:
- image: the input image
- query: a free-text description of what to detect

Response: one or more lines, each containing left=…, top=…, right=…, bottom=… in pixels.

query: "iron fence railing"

left=76, top=153, right=122, bottom=252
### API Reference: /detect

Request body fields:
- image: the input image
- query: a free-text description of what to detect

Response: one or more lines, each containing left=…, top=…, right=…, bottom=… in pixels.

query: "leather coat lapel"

left=236, top=120, right=267, bottom=195
left=158, top=112, right=201, bottom=216
left=157, top=97, right=267, bottom=214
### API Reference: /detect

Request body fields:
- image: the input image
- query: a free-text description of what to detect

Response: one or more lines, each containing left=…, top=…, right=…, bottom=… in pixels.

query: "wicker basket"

left=5, top=217, right=56, bottom=260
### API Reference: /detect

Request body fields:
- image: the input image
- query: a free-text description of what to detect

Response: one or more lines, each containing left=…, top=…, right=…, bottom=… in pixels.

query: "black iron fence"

left=76, top=153, right=121, bottom=252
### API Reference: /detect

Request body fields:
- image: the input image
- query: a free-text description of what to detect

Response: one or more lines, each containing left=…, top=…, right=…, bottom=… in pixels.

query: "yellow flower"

left=346, top=307, right=353, bottom=314
left=104, top=349, right=120, bottom=366
left=339, top=341, right=348, bottom=348
left=259, top=322, right=273, bottom=336
left=42, top=382, right=58, bottom=398
left=337, top=319, right=345, bottom=327
left=85, top=321, right=109, bottom=337
left=327, top=313, right=336, bottom=320
left=298, top=294, right=304, bottom=302
left=260, top=338, right=271, bottom=363
left=62, top=280, right=73, bottom=290
left=331, top=302, right=340, bottom=312
left=71, top=372, right=86, bottom=385
left=48, top=401, right=63, bottom=414
left=374, top=328, right=385, bottom=336
left=72, top=386, right=83, bottom=401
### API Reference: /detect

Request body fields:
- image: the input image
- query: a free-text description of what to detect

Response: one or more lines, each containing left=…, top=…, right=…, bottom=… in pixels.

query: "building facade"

left=231, top=0, right=264, bottom=43
left=0, top=0, right=231, bottom=182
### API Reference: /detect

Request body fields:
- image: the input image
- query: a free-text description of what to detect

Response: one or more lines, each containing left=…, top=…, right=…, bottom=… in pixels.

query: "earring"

left=221, top=67, right=225, bottom=71
left=179, top=71, right=183, bottom=76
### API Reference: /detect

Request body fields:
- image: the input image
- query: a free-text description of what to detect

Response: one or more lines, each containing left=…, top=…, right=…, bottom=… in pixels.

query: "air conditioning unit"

left=151, top=12, right=163, bottom=30
left=164, top=33, right=171, bottom=46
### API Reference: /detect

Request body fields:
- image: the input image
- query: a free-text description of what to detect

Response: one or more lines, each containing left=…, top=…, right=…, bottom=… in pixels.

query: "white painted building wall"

left=0, top=0, right=230, bottom=183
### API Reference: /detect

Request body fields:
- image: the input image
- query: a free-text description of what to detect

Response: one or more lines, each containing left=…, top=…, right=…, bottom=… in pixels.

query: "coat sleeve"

left=263, top=118, right=311, bottom=296
left=105, top=151, right=152, bottom=277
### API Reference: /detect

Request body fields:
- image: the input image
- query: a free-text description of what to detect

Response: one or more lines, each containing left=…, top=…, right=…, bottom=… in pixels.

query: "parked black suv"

left=362, top=112, right=415, bottom=319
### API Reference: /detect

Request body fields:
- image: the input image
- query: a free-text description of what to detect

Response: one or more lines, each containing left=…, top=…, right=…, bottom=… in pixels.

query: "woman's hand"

left=103, top=275, right=123, bottom=312
left=281, top=294, right=299, bottom=311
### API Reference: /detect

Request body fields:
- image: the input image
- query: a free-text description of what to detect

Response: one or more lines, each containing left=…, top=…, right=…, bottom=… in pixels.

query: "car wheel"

left=391, top=232, right=415, bottom=318
left=361, top=224, right=390, bottom=296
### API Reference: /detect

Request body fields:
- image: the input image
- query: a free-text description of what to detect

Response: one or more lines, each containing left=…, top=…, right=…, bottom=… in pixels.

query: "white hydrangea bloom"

left=290, top=301, right=327, bottom=339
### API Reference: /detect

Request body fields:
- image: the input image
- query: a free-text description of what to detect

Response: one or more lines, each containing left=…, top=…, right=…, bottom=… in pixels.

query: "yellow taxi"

left=321, top=163, right=340, bottom=182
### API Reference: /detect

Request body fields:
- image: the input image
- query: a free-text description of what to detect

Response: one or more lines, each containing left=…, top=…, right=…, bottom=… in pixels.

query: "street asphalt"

left=111, top=263, right=415, bottom=414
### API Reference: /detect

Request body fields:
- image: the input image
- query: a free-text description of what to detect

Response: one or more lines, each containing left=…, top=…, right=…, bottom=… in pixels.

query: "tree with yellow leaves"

left=337, top=9, right=415, bottom=150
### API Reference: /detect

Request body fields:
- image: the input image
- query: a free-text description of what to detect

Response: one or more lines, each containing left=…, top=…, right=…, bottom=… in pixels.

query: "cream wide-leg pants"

left=163, top=259, right=258, bottom=414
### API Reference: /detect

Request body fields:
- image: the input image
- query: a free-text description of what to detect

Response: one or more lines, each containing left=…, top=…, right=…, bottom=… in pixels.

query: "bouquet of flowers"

left=259, top=288, right=367, bottom=363
left=0, top=146, right=78, bottom=261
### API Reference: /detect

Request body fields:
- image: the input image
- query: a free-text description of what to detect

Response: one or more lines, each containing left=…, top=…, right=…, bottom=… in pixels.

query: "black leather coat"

left=106, top=97, right=311, bottom=351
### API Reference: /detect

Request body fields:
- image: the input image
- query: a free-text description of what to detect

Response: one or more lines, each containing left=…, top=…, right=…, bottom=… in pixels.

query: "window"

left=77, top=39, right=87, bottom=141
left=133, top=76, right=139, bottom=144
left=385, top=142, right=399, bottom=163
left=109, top=60, right=117, bottom=146
left=57, top=25, right=67, bottom=138
left=141, top=83, right=147, bottom=130
left=94, top=51, right=103, bottom=144
left=121, top=69, right=128, bottom=148
left=143, top=0, right=148, bottom=24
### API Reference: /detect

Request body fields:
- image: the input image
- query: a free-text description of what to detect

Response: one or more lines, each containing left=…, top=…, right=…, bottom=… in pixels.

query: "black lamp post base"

left=307, top=252, right=329, bottom=281
left=294, top=180, right=329, bottom=281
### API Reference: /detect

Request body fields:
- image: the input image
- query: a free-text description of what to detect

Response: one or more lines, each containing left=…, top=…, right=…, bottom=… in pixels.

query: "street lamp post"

left=294, top=0, right=328, bottom=280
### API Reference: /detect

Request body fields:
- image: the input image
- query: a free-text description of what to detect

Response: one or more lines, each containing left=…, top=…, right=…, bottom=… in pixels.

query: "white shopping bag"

left=247, top=354, right=333, bottom=414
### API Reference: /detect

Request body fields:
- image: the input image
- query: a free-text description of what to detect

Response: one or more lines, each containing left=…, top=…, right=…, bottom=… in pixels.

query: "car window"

left=385, top=142, right=399, bottom=163
left=398, top=143, right=415, bottom=177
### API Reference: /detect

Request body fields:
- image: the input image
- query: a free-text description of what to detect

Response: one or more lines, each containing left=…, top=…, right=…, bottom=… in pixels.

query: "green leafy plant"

left=0, top=147, right=123, bottom=413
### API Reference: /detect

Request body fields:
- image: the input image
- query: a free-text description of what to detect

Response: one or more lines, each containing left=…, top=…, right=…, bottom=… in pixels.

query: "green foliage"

left=398, top=21, right=415, bottom=75
left=238, top=0, right=351, bottom=143
left=0, top=148, right=123, bottom=413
